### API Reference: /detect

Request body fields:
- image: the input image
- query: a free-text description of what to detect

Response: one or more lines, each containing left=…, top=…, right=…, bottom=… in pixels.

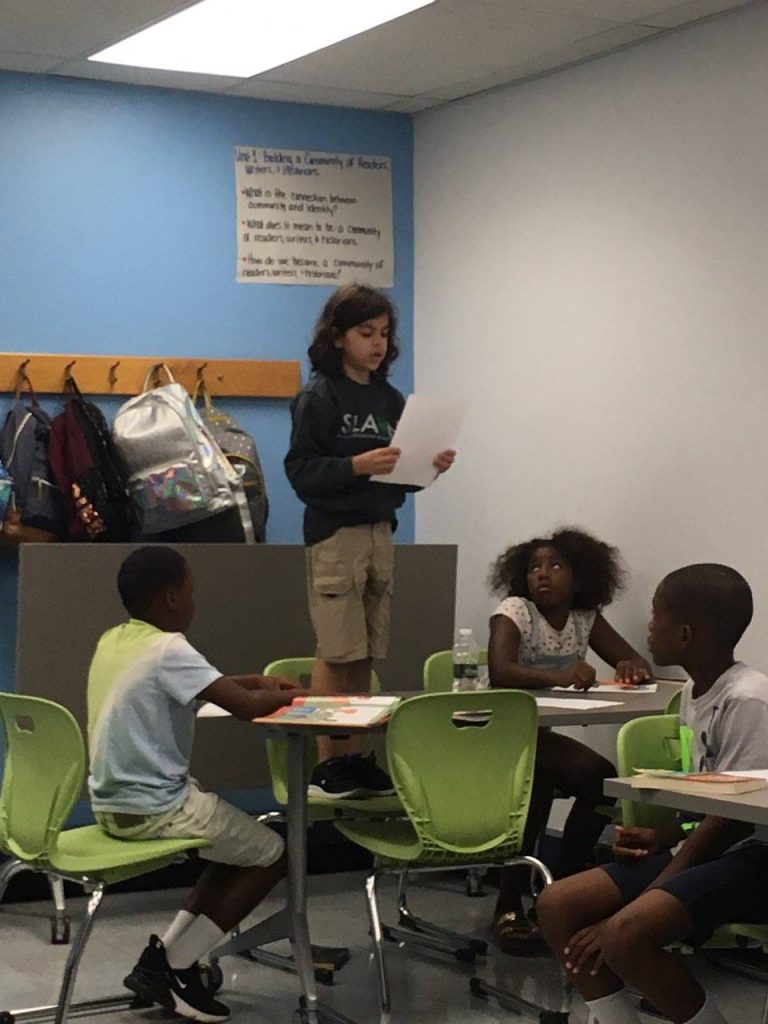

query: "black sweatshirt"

left=285, top=372, right=409, bottom=545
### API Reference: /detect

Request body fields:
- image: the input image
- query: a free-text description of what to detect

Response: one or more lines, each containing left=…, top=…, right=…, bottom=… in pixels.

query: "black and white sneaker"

left=308, top=756, right=365, bottom=799
left=347, top=752, right=396, bottom=796
left=123, top=934, right=174, bottom=1009
left=168, top=962, right=230, bottom=1022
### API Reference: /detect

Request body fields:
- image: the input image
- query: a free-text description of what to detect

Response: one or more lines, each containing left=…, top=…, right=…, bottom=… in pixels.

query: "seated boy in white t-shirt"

left=537, top=563, right=768, bottom=1024
left=88, top=546, right=304, bottom=1023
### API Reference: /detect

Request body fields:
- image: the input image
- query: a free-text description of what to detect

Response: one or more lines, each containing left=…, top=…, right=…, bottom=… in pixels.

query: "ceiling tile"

left=0, top=1, right=194, bottom=59
left=417, top=21, right=660, bottom=101
left=52, top=57, right=239, bottom=93
left=225, top=79, right=411, bottom=110
left=383, top=95, right=448, bottom=112
left=467, top=0, right=682, bottom=22
left=255, top=0, right=617, bottom=95
left=0, top=50, right=62, bottom=73
left=635, top=0, right=755, bottom=28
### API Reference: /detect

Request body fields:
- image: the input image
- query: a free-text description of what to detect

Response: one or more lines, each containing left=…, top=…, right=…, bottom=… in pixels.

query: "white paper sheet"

left=550, top=683, right=658, bottom=694
left=535, top=697, right=622, bottom=710
left=372, top=394, right=468, bottom=487
left=197, top=702, right=230, bottom=718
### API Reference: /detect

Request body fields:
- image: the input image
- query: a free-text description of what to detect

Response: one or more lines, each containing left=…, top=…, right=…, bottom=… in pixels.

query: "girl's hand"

left=564, top=920, right=608, bottom=977
left=558, top=662, right=597, bottom=691
left=352, top=447, right=401, bottom=476
left=613, top=825, right=661, bottom=860
left=433, top=449, right=456, bottom=474
left=614, top=659, right=651, bottom=687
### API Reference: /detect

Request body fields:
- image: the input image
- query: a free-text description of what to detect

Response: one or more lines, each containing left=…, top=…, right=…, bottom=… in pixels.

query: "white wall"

left=414, top=2, right=768, bottom=677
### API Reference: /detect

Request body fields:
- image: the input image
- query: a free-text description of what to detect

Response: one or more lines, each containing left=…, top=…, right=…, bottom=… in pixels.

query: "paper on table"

left=535, top=697, right=622, bottom=710
left=550, top=682, right=658, bottom=694
left=197, top=702, right=230, bottom=718
left=371, top=394, right=468, bottom=488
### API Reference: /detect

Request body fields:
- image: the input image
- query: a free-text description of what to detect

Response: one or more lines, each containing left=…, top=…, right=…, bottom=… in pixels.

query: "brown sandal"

left=491, top=910, right=549, bottom=957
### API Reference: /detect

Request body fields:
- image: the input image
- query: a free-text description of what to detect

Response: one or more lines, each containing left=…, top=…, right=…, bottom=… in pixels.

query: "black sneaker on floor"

left=168, top=962, right=230, bottom=1022
left=123, top=934, right=173, bottom=1009
left=347, top=752, right=396, bottom=796
left=308, top=755, right=365, bottom=799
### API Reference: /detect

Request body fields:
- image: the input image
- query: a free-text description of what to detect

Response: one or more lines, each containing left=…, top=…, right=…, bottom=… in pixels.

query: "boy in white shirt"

left=88, top=546, right=302, bottom=1023
left=537, top=563, right=768, bottom=1024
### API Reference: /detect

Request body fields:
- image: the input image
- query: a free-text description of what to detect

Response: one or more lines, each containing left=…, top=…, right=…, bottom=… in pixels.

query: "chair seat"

left=308, top=793, right=403, bottom=822
left=336, top=818, right=517, bottom=866
left=45, top=825, right=209, bottom=883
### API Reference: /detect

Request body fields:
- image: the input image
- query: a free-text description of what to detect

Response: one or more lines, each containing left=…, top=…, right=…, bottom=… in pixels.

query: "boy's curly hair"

left=308, top=284, right=400, bottom=381
left=489, top=527, right=626, bottom=610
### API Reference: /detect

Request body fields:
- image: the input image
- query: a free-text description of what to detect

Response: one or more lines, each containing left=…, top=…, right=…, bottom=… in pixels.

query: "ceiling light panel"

left=89, top=0, right=436, bottom=77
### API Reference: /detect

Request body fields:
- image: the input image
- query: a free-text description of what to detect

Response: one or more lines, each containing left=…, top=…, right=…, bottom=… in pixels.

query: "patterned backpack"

left=195, top=383, right=269, bottom=543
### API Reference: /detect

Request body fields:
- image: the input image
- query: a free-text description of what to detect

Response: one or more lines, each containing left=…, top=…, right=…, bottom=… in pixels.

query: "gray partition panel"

left=17, top=544, right=456, bottom=791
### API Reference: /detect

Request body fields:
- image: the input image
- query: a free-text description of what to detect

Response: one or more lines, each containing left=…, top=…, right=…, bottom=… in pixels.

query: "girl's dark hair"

left=308, top=284, right=400, bottom=381
left=118, top=546, right=189, bottom=618
left=489, top=527, right=626, bottom=610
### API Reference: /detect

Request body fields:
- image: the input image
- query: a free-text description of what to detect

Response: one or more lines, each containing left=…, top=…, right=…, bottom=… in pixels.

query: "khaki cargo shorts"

left=306, top=522, right=394, bottom=662
left=96, top=784, right=284, bottom=868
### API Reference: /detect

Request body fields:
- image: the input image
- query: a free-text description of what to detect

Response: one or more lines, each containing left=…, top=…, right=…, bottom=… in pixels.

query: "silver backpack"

left=112, top=365, right=236, bottom=535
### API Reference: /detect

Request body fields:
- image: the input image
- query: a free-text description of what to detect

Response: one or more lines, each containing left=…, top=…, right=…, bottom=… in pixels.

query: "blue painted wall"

left=0, top=71, right=414, bottom=694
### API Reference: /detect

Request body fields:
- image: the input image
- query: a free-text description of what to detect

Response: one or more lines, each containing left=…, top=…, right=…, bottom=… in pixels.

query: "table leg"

left=287, top=730, right=319, bottom=1024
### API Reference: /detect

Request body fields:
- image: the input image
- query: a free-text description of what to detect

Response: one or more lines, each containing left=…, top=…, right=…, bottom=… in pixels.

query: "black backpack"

left=48, top=380, right=134, bottom=542
left=0, top=397, right=65, bottom=536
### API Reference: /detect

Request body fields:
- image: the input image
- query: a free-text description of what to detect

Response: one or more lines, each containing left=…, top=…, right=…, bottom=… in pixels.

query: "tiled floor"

left=0, top=871, right=765, bottom=1023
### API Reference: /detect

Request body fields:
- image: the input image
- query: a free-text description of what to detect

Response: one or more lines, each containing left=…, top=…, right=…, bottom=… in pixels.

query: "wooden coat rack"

left=0, top=352, right=301, bottom=398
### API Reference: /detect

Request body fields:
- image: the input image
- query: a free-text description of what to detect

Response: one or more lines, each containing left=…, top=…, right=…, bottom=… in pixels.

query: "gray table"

left=533, top=680, right=680, bottom=727
left=211, top=683, right=681, bottom=1024
left=605, top=776, right=768, bottom=826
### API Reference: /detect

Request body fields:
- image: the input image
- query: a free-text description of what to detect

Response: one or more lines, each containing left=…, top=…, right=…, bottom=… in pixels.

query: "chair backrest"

left=422, top=649, right=488, bottom=693
left=386, top=690, right=537, bottom=859
left=616, top=713, right=681, bottom=829
left=665, top=687, right=683, bottom=716
left=262, top=658, right=381, bottom=805
left=0, top=693, right=84, bottom=863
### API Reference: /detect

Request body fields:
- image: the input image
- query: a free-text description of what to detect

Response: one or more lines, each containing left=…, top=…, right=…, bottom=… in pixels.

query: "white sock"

left=684, top=997, right=728, bottom=1024
left=161, top=909, right=196, bottom=948
left=586, top=988, right=642, bottom=1024
left=165, top=914, right=226, bottom=970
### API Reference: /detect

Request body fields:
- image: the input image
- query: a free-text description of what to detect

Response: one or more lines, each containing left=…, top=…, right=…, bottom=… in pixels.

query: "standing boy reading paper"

left=88, top=546, right=306, bottom=1023
left=537, top=564, right=768, bottom=1024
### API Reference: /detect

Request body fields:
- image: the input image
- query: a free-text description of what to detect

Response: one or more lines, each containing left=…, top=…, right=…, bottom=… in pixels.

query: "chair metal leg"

left=365, top=870, right=391, bottom=1024
left=465, top=867, right=486, bottom=898
left=55, top=884, right=105, bottom=1024
left=386, top=871, right=487, bottom=959
left=761, top=980, right=768, bottom=1024
left=48, top=875, right=70, bottom=945
left=0, top=857, right=28, bottom=902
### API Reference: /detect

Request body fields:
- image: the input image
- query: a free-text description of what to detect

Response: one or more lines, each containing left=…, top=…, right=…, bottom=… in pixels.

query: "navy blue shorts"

left=601, top=843, right=768, bottom=946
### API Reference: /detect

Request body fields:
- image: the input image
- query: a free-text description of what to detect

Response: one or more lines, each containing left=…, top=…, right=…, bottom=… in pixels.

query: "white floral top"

left=492, top=597, right=595, bottom=669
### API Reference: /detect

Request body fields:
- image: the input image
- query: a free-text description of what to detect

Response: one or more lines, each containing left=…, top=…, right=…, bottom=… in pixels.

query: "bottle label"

left=453, top=663, right=479, bottom=680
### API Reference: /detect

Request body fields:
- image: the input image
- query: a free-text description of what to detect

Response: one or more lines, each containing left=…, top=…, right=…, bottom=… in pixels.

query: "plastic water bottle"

left=452, top=628, right=480, bottom=692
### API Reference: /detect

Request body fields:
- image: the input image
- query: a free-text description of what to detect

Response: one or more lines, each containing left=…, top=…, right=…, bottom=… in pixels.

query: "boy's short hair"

left=117, top=546, right=189, bottom=619
left=662, top=563, right=753, bottom=647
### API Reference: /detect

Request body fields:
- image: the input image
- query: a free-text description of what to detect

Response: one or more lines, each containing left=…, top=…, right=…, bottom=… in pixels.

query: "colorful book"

left=253, top=695, right=400, bottom=728
left=630, top=770, right=768, bottom=795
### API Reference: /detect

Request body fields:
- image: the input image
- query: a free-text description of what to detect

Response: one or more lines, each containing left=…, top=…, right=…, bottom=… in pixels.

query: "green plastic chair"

left=665, top=686, right=683, bottom=716
left=0, top=692, right=209, bottom=1024
left=422, top=648, right=488, bottom=693
left=336, top=691, right=563, bottom=1023
left=617, top=713, right=768, bottom=966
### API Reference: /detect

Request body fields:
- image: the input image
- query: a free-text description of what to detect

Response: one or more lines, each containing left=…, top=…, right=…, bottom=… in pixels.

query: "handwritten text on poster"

left=235, top=146, right=393, bottom=287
